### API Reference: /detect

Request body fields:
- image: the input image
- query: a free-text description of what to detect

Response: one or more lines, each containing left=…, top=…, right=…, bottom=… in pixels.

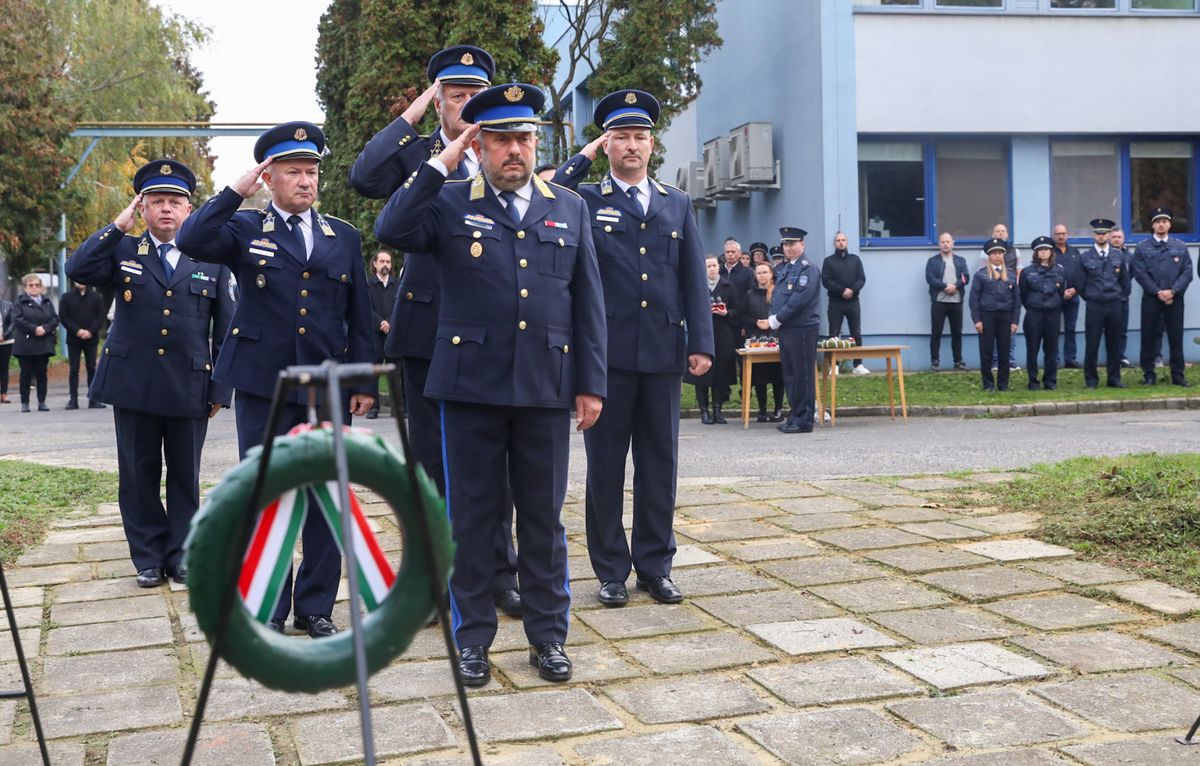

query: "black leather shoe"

left=37, top=403, right=49, bottom=412
left=777, top=423, right=803, bottom=434
left=597, top=581, right=628, bottom=607
left=20, top=403, right=30, bottom=413
left=167, top=564, right=187, bottom=585
left=529, top=642, right=572, bottom=682
left=1028, top=380, right=1041, bottom=391
left=458, top=645, right=491, bottom=687
left=930, top=360, right=940, bottom=370
left=755, top=411, right=769, bottom=423
left=636, top=576, right=684, bottom=604
left=713, top=409, right=727, bottom=424
left=493, top=588, right=523, bottom=618
left=266, top=618, right=285, bottom=633
left=954, top=361, right=968, bottom=370
left=65, top=399, right=79, bottom=410
left=294, top=615, right=338, bottom=638
left=88, top=400, right=106, bottom=409
left=769, top=410, right=784, bottom=422
left=1064, top=360, right=1082, bottom=369
left=1142, top=376, right=1157, bottom=385
left=1044, top=383, right=1057, bottom=390
left=1085, top=383, right=1098, bottom=389
left=1174, top=380, right=1193, bottom=388
left=700, top=408, right=713, bottom=425
left=136, top=567, right=166, bottom=588
left=365, top=408, right=379, bottom=420
left=1109, top=381, right=1127, bottom=389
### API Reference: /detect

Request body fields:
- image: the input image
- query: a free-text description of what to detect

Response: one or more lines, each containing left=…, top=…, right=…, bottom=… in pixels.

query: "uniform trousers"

left=1117, top=300, right=1130, bottom=361
left=1140, top=296, right=1186, bottom=383
left=827, top=299, right=863, bottom=366
left=1061, top=295, right=1081, bottom=363
left=234, top=392, right=344, bottom=622
left=779, top=325, right=817, bottom=430
left=929, top=301, right=963, bottom=365
left=584, top=370, right=680, bottom=584
left=403, top=356, right=517, bottom=594
left=1084, top=299, right=1123, bottom=387
left=978, top=311, right=1013, bottom=391
left=113, top=406, right=206, bottom=571
left=67, top=341, right=98, bottom=401
left=440, top=401, right=570, bottom=649
left=1023, top=308, right=1061, bottom=387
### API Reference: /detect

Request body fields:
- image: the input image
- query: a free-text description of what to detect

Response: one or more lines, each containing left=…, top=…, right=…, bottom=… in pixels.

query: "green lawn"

left=0, top=461, right=118, bottom=562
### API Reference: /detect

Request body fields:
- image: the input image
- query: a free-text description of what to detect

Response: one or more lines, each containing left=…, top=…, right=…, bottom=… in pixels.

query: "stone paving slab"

left=52, top=576, right=145, bottom=603
left=918, top=565, right=1061, bottom=601
left=809, top=578, right=952, bottom=613
left=670, top=565, right=778, bottom=596
left=862, top=506, right=957, bottom=523
left=958, top=539, right=1075, bottom=561
left=677, top=502, right=783, bottom=522
left=881, top=642, right=1053, bottom=690
left=1062, top=736, right=1200, bottom=765
left=954, top=512, right=1043, bottom=535
left=981, top=593, right=1139, bottom=630
left=895, top=476, right=970, bottom=491
left=3, top=586, right=44, bottom=609
left=1032, top=673, right=1200, bottom=732
left=710, top=538, right=823, bottom=562
left=0, top=629, right=39, bottom=662
left=576, top=603, right=714, bottom=639
left=572, top=725, right=762, bottom=766
left=747, top=656, right=924, bottom=707
left=49, top=592, right=167, bottom=626
left=5, top=562, right=92, bottom=587
left=0, top=606, right=40, bottom=631
left=1172, top=667, right=1200, bottom=688
left=203, top=677, right=349, bottom=721
left=1142, top=620, right=1200, bottom=654
left=926, top=750, right=1071, bottom=766
left=733, top=482, right=826, bottom=500
left=79, top=540, right=132, bottom=562
left=369, top=659, right=500, bottom=701
left=0, top=742, right=85, bottom=766
left=760, top=556, right=884, bottom=587
left=888, top=689, right=1090, bottom=748
left=46, top=616, right=172, bottom=655
left=748, top=617, right=899, bottom=655
left=39, top=684, right=183, bottom=738
left=622, top=631, right=776, bottom=673
left=43, top=525, right=129, bottom=545
left=105, top=723, right=274, bottom=766
left=867, top=607, right=1023, bottom=645
left=16, top=543, right=78, bottom=567
left=1105, top=580, right=1200, bottom=615
left=463, top=688, right=623, bottom=742
left=775, top=512, right=869, bottom=533
left=1024, top=558, right=1140, bottom=585
left=671, top=544, right=723, bottom=567
left=604, top=675, right=771, bottom=723
left=42, top=646, right=179, bottom=695
left=292, top=704, right=455, bottom=764
left=674, top=488, right=746, bottom=506
left=768, top=495, right=865, bottom=515
left=674, top=519, right=785, bottom=543
left=863, top=545, right=992, bottom=573
left=738, top=707, right=922, bottom=765
left=898, top=521, right=990, bottom=540
left=405, top=747, right=566, bottom=765
left=1011, top=631, right=1189, bottom=673
left=692, top=590, right=840, bottom=626
left=809, top=527, right=932, bottom=551
left=0, top=702, right=12, bottom=745
left=492, top=643, right=639, bottom=688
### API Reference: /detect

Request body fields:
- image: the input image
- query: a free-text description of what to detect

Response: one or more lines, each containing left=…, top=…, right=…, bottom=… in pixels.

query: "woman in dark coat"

left=687, top=255, right=739, bottom=424
left=743, top=262, right=785, bottom=421
left=0, top=295, right=13, bottom=403
left=11, top=274, right=59, bottom=412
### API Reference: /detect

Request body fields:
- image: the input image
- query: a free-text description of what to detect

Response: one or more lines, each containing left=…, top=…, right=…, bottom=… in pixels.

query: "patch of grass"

left=0, top=460, right=118, bottom=562
left=984, top=453, right=1200, bottom=591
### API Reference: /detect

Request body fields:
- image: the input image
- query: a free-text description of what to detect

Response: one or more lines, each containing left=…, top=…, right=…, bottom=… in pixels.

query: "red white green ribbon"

left=310, top=480, right=397, bottom=612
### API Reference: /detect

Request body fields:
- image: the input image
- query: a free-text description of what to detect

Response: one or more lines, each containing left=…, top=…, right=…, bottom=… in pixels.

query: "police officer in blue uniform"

left=67, top=160, right=235, bottom=588
left=970, top=238, right=1021, bottom=392
left=1132, top=207, right=1193, bottom=386
left=768, top=227, right=820, bottom=433
left=374, top=84, right=607, bottom=686
left=549, top=90, right=713, bottom=608
left=177, top=122, right=377, bottom=638
left=1019, top=235, right=1070, bottom=391
left=1078, top=218, right=1131, bottom=389
left=349, top=45, right=523, bottom=619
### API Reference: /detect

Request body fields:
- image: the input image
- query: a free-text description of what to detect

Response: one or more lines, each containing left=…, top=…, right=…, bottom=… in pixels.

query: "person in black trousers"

left=969, top=239, right=1020, bottom=392
left=365, top=250, right=399, bottom=418
left=0, top=296, right=13, bottom=404
left=688, top=256, right=739, bottom=424
left=58, top=281, right=107, bottom=409
left=925, top=232, right=970, bottom=370
left=1131, top=207, right=1192, bottom=386
left=822, top=231, right=867, bottom=373
left=11, top=274, right=59, bottom=412
left=1019, top=236, right=1071, bottom=391
left=744, top=262, right=785, bottom=421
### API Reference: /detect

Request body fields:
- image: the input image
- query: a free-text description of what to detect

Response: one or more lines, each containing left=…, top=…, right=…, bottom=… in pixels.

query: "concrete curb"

left=681, top=396, right=1200, bottom=420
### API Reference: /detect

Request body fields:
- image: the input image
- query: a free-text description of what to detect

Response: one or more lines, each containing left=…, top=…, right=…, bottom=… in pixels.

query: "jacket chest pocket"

left=326, top=266, right=352, bottom=312
left=452, top=225, right=503, bottom=272
left=657, top=222, right=682, bottom=267
left=535, top=226, right=578, bottom=280
left=188, top=278, right=215, bottom=316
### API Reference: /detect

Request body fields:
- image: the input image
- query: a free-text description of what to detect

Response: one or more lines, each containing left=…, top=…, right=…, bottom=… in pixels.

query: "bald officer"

left=769, top=227, right=821, bottom=433
left=178, top=122, right=376, bottom=638
left=550, top=90, right=713, bottom=608
left=350, top=45, right=523, bottom=619
left=375, top=84, right=606, bottom=686
left=67, top=160, right=234, bottom=589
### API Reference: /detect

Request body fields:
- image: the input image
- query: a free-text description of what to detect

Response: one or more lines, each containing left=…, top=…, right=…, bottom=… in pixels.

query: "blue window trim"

left=854, top=0, right=1198, bottom=14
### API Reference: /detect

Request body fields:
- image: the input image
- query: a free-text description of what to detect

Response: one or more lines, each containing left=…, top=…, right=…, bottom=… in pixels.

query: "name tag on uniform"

left=249, top=247, right=275, bottom=258
left=120, top=264, right=143, bottom=276
left=463, top=214, right=494, bottom=230
left=191, top=272, right=213, bottom=282
left=596, top=207, right=621, bottom=223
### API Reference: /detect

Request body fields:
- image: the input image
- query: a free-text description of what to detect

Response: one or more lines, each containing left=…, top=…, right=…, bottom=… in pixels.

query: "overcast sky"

left=154, top=0, right=328, bottom=188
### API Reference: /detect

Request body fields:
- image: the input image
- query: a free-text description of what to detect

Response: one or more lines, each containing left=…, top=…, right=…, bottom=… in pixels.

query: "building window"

left=859, top=142, right=925, bottom=239
left=1050, top=0, right=1115, bottom=7
left=935, top=140, right=1010, bottom=241
left=1051, top=140, right=1120, bottom=238
left=1133, top=0, right=1196, bottom=9
left=935, top=0, right=1003, bottom=6
left=1130, top=141, right=1194, bottom=234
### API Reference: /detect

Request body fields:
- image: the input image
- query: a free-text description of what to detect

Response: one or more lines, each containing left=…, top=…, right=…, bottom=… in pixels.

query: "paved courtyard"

left=3, top=465, right=1200, bottom=765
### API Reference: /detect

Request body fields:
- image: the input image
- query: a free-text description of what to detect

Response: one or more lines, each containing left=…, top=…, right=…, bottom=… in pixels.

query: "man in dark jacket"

left=925, top=233, right=970, bottom=370
left=822, top=231, right=867, bottom=373
left=365, top=250, right=399, bottom=418
left=1052, top=224, right=1084, bottom=369
left=58, top=281, right=107, bottom=409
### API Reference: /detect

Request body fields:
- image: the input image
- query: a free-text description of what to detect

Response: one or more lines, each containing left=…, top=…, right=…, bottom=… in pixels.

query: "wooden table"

left=734, top=348, right=821, bottom=430
left=820, top=344, right=909, bottom=426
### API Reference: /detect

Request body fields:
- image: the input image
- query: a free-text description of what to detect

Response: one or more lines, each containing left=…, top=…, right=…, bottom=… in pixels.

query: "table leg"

left=815, top=358, right=824, bottom=427
left=829, top=353, right=838, bottom=427
left=741, top=355, right=752, bottom=430
left=886, top=356, right=895, bottom=417
left=896, top=353, right=908, bottom=423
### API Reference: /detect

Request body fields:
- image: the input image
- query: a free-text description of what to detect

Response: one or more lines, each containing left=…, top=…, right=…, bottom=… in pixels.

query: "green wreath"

left=185, top=426, right=453, bottom=693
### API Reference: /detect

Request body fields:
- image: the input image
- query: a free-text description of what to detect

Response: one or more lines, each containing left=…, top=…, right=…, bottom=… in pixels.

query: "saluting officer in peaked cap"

left=253, top=121, right=325, bottom=164
left=426, top=45, right=495, bottom=86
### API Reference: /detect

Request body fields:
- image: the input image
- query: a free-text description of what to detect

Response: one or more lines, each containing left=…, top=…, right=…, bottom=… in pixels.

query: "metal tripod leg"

left=0, top=561, right=51, bottom=765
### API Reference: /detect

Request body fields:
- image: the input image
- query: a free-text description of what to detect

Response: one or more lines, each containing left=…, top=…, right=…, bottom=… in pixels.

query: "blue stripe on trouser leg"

left=438, top=401, right=463, bottom=648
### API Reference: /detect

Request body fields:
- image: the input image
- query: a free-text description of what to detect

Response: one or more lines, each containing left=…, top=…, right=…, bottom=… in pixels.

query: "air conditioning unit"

left=703, top=136, right=747, bottom=199
left=729, top=121, right=779, bottom=189
left=675, top=161, right=712, bottom=207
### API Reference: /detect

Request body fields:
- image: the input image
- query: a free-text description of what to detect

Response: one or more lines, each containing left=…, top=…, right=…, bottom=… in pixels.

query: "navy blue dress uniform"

left=177, top=123, right=376, bottom=633
left=551, top=89, right=714, bottom=605
left=349, top=45, right=521, bottom=613
left=1078, top=218, right=1131, bottom=388
left=1018, top=236, right=1069, bottom=390
left=66, top=159, right=235, bottom=585
left=374, top=84, right=607, bottom=678
left=1132, top=207, right=1193, bottom=385
left=769, top=228, right=821, bottom=433
left=969, top=239, right=1022, bottom=392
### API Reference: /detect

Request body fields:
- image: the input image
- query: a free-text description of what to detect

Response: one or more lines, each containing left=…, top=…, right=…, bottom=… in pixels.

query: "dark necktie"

left=288, top=214, right=307, bottom=259
left=499, top=190, right=522, bottom=227
left=625, top=185, right=639, bottom=212
left=158, top=243, right=174, bottom=281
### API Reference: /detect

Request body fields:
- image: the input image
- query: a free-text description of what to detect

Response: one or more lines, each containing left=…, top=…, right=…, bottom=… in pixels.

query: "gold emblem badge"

left=137, top=240, right=149, bottom=256
left=461, top=52, right=474, bottom=66
left=262, top=212, right=275, bottom=233
left=470, top=242, right=483, bottom=258
left=294, top=127, right=308, bottom=141
left=160, top=164, right=172, bottom=175
left=504, top=86, right=524, bottom=103
left=624, top=92, right=637, bottom=105
left=123, top=290, right=132, bottom=302
left=256, top=274, right=266, bottom=289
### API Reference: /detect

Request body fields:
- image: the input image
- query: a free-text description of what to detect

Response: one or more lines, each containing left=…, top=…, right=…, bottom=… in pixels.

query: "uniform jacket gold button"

left=641, top=300, right=648, bottom=308
left=516, top=231, right=526, bottom=239
left=472, top=231, right=482, bottom=239
left=563, top=344, right=569, bottom=353
left=157, top=348, right=165, bottom=356
left=604, top=225, right=612, bottom=233
left=518, top=320, right=527, bottom=330
left=165, top=290, right=173, bottom=297
left=558, top=237, right=564, bottom=247
left=300, top=289, right=308, bottom=297
left=639, top=246, right=647, bottom=254
left=258, top=259, right=266, bottom=266
left=202, top=289, right=208, bottom=296
left=232, top=328, right=239, bottom=336
left=124, top=276, right=131, bottom=283
left=302, top=271, right=310, bottom=279
left=205, top=364, right=211, bottom=371
left=298, top=327, right=306, bottom=335
left=640, top=222, right=646, bottom=230
left=161, top=329, right=168, bottom=336
left=520, top=288, right=528, bottom=298
left=672, top=231, right=678, bottom=238
left=452, top=335, right=461, bottom=345
left=340, top=274, right=348, bottom=282
left=519, top=259, right=528, bottom=268
left=300, top=308, right=307, bottom=316
left=641, top=273, right=648, bottom=281
left=406, top=291, right=414, bottom=300
left=162, top=309, right=170, bottom=316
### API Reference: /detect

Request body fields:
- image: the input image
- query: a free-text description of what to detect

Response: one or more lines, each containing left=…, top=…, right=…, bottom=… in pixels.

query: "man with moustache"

left=375, top=84, right=606, bottom=686
left=67, top=159, right=234, bottom=588
left=1132, top=208, right=1193, bottom=386
left=178, top=122, right=376, bottom=638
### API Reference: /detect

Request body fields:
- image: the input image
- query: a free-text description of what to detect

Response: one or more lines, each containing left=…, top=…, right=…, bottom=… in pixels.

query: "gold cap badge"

left=461, top=52, right=474, bottom=66
left=160, top=164, right=172, bottom=175
left=624, top=92, right=637, bottom=105
left=504, top=86, right=524, bottom=103
left=294, top=128, right=308, bottom=141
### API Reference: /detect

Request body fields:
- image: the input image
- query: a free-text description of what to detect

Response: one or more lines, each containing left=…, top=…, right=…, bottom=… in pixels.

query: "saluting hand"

left=435, top=123, right=481, bottom=173
left=114, top=194, right=143, bottom=233
left=582, top=131, right=610, bottom=161
left=402, top=81, right=439, bottom=127
left=232, top=157, right=273, bottom=199
left=575, top=393, right=603, bottom=431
